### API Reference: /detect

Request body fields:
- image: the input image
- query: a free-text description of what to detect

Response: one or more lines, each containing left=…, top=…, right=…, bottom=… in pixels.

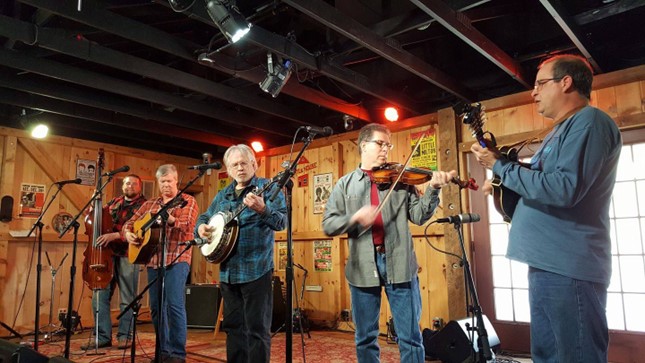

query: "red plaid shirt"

left=122, top=193, right=198, bottom=268
left=105, top=194, right=147, bottom=256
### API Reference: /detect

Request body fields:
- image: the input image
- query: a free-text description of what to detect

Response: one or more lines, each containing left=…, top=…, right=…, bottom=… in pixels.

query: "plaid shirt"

left=123, top=193, right=198, bottom=268
left=195, top=176, right=286, bottom=284
left=105, top=194, right=147, bottom=256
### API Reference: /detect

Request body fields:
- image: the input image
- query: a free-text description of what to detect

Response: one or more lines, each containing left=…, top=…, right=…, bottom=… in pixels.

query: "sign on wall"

left=19, top=183, right=45, bottom=217
left=313, top=173, right=332, bottom=214
left=410, top=128, right=437, bottom=170
left=76, top=158, right=97, bottom=186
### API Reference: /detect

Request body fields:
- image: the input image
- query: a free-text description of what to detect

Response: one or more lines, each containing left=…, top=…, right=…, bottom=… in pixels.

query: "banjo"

left=200, top=180, right=277, bottom=264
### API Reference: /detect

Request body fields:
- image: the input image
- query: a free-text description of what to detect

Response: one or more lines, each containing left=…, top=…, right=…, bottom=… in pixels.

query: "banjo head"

left=201, top=212, right=227, bottom=256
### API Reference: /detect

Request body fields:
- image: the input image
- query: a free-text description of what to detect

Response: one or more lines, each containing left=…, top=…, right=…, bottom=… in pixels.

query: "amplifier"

left=185, top=284, right=221, bottom=328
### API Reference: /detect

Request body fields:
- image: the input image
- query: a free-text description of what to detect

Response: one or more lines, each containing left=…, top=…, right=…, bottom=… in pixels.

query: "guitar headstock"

left=454, top=102, right=487, bottom=144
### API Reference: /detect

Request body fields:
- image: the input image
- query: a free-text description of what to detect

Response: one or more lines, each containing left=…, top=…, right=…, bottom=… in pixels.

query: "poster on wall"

left=217, top=171, right=229, bottom=192
left=313, top=173, right=332, bottom=214
left=19, top=183, right=45, bottom=217
left=277, top=242, right=287, bottom=271
left=314, top=240, right=332, bottom=272
left=410, top=128, right=437, bottom=170
left=76, top=158, right=97, bottom=186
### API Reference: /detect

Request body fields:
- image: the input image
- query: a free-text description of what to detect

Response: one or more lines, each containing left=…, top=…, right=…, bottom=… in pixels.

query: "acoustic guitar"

left=456, top=102, right=520, bottom=223
left=128, top=212, right=161, bottom=264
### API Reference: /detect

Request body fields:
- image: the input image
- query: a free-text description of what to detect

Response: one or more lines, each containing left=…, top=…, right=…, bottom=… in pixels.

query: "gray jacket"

left=322, top=168, right=441, bottom=287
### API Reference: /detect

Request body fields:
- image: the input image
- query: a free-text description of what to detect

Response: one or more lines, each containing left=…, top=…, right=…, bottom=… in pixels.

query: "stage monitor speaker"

left=185, top=284, right=221, bottom=328
left=0, top=339, right=48, bottom=363
left=0, top=196, right=13, bottom=222
left=424, top=314, right=500, bottom=363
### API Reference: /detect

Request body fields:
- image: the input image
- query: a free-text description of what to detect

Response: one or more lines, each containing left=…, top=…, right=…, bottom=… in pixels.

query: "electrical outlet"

left=340, top=309, right=351, bottom=321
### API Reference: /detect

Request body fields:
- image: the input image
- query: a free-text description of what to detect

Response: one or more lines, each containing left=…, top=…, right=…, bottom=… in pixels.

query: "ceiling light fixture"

left=384, top=107, right=399, bottom=122
left=251, top=141, right=264, bottom=152
left=259, top=52, right=293, bottom=98
left=30, top=124, right=49, bottom=139
left=205, top=0, right=251, bottom=44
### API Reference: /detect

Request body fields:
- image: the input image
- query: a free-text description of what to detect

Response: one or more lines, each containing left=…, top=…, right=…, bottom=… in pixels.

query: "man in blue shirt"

left=195, top=144, right=286, bottom=363
left=471, top=54, right=622, bottom=362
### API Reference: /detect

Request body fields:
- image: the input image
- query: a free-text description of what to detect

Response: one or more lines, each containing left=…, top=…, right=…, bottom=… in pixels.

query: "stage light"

left=205, top=0, right=251, bottom=44
left=259, top=53, right=293, bottom=98
left=384, top=107, right=399, bottom=122
left=30, top=124, right=49, bottom=139
left=251, top=141, right=264, bottom=152
left=168, top=0, right=195, bottom=12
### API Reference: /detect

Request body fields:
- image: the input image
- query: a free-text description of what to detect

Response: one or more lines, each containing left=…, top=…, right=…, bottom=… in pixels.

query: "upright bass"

left=82, top=149, right=114, bottom=289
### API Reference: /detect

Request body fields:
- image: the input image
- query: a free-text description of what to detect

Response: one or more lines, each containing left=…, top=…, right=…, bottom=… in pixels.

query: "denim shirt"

left=493, top=106, right=622, bottom=285
left=195, top=176, right=287, bottom=284
left=322, top=168, right=441, bottom=287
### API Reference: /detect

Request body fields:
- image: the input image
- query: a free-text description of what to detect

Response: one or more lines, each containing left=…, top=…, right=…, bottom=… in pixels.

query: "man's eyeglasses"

left=533, top=77, right=563, bottom=91
left=367, top=140, right=394, bottom=150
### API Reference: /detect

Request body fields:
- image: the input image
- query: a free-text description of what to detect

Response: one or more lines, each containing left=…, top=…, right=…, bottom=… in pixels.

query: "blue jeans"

left=350, top=253, right=425, bottom=363
left=147, top=262, right=190, bottom=359
left=91, top=256, right=139, bottom=343
left=528, top=267, right=609, bottom=363
left=219, top=270, right=273, bottom=363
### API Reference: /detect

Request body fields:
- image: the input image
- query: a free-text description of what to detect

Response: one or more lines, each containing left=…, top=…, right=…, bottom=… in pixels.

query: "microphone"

left=103, top=165, right=130, bottom=176
left=188, top=162, right=222, bottom=171
left=435, top=213, right=481, bottom=224
left=53, top=178, right=82, bottom=186
left=180, top=237, right=210, bottom=247
left=305, top=125, right=333, bottom=137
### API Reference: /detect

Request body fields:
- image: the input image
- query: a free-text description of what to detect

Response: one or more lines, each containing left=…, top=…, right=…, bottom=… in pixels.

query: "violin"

left=372, top=162, right=478, bottom=190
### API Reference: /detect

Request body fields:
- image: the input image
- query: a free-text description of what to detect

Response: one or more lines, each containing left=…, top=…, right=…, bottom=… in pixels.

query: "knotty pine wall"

left=0, top=131, right=205, bottom=333
left=2, top=63, right=644, bottom=338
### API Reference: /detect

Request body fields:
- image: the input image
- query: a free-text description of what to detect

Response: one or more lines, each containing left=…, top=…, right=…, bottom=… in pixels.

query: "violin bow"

left=373, top=132, right=426, bottom=216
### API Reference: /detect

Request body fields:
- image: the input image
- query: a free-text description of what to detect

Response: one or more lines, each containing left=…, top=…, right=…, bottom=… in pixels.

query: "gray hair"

left=155, top=164, right=177, bottom=180
left=223, top=144, right=257, bottom=168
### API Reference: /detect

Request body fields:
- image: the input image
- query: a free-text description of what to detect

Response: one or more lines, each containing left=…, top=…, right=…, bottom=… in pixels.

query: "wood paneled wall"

left=0, top=128, right=203, bottom=332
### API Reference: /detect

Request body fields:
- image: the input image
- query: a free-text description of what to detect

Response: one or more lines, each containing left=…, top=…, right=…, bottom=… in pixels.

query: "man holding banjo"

left=195, top=144, right=287, bottom=363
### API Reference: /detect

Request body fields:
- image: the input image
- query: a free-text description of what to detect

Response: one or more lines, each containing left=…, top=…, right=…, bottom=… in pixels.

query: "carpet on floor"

left=35, top=331, right=403, bottom=363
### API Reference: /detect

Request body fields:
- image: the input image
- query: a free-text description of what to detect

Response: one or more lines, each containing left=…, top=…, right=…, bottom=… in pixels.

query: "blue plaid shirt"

left=195, top=176, right=287, bottom=284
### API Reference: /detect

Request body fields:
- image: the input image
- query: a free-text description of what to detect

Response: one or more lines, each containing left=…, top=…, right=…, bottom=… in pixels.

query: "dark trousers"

left=220, top=270, right=273, bottom=363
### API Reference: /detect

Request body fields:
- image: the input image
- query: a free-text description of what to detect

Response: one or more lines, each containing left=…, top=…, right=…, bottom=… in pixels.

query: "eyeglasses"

left=367, top=140, right=394, bottom=150
left=533, top=77, right=563, bottom=91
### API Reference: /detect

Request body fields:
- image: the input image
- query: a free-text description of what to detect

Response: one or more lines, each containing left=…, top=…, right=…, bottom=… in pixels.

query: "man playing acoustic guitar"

left=123, top=164, right=198, bottom=363
left=471, top=54, right=622, bottom=363
left=195, top=144, right=286, bottom=363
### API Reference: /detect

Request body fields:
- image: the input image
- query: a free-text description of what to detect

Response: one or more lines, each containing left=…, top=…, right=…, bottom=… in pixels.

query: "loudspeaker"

left=0, top=339, right=48, bottom=363
left=424, top=315, right=500, bottom=363
left=185, top=284, right=221, bottom=328
left=0, top=196, right=13, bottom=222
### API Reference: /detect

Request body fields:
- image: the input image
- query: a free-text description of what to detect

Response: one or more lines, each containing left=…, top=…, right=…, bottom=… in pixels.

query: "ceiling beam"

left=538, top=0, right=603, bottom=73
left=16, top=0, right=372, bottom=123
left=0, top=85, right=236, bottom=148
left=283, top=0, right=476, bottom=102
left=409, top=0, right=531, bottom=89
left=0, top=11, right=313, bottom=127
left=574, top=0, right=645, bottom=25
left=0, top=47, right=294, bottom=138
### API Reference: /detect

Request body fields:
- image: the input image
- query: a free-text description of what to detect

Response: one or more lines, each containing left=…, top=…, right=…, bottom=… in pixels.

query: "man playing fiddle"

left=322, top=123, right=457, bottom=362
left=82, top=174, right=146, bottom=350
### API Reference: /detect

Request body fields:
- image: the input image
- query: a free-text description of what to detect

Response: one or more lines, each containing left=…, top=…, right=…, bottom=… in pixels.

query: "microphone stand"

left=26, top=183, right=65, bottom=351
left=132, top=170, right=204, bottom=363
left=117, top=242, right=196, bottom=363
left=271, top=129, right=317, bottom=363
left=453, top=221, right=492, bottom=362
left=57, top=174, right=115, bottom=358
